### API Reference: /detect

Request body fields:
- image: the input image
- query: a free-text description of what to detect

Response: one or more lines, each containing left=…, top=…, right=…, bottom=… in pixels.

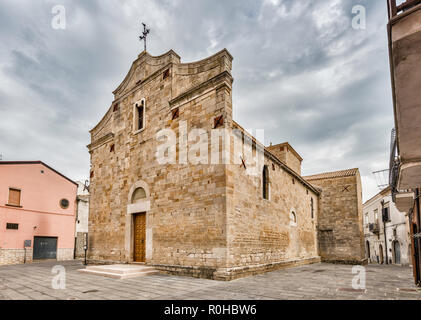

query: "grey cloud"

left=0, top=0, right=394, bottom=201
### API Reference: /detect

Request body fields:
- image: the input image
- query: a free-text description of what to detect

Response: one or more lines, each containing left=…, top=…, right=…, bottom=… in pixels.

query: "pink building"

left=0, top=161, right=77, bottom=265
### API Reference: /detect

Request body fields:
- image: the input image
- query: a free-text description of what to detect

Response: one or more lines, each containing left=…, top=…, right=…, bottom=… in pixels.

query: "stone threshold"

left=153, top=256, right=322, bottom=281
left=77, top=264, right=159, bottom=279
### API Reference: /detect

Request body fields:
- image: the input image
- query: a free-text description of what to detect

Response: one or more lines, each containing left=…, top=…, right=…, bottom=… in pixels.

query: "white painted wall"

left=363, top=190, right=411, bottom=265
left=76, top=181, right=89, bottom=234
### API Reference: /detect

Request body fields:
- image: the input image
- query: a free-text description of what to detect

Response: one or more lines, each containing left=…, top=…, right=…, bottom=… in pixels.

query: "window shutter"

left=8, top=189, right=21, bottom=206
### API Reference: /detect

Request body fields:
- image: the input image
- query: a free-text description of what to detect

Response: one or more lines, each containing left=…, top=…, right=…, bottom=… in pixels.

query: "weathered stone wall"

left=0, top=248, right=73, bottom=265
left=306, top=170, right=365, bottom=264
left=223, top=130, right=320, bottom=279
left=88, top=50, right=233, bottom=275
left=0, top=249, right=32, bottom=265
left=88, top=49, right=322, bottom=280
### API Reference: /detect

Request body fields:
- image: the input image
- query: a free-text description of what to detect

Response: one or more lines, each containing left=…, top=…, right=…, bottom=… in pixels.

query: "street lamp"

left=84, top=233, right=88, bottom=266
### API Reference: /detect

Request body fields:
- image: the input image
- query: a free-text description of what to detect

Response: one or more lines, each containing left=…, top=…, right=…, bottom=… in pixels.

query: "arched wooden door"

left=394, top=241, right=401, bottom=264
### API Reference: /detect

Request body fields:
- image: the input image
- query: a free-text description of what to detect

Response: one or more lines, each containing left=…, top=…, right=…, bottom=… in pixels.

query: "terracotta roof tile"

left=304, top=168, right=359, bottom=181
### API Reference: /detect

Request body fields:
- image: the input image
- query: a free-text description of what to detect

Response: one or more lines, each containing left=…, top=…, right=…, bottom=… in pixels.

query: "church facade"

left=87, top=49, right=364, bottom=280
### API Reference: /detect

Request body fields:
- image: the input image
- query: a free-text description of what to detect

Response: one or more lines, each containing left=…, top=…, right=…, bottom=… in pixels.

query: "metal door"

left=33, top=237, right=58, bottom=260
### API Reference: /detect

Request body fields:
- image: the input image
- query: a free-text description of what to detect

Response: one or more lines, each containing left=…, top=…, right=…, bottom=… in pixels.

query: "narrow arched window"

left=263, top=165, right=269, bottom=200
left=290, top=210, right=297, bottom=227
left=291, top=212, right=297, bottom=223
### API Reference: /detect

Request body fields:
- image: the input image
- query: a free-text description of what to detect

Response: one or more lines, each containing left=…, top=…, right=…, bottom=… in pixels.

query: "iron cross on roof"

left=139, top=22, right=150, bottom=52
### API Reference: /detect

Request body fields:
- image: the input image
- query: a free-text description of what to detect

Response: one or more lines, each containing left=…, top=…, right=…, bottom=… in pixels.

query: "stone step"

left=84, top=264, right=156, bottom=274
left=77, top=264, right=159, bottom=279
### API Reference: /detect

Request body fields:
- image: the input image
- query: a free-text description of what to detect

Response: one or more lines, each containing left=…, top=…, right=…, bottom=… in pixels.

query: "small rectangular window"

left=138, top=105, right=144, bottom=130
left=8, top=188, right=21, bottom=206
left=6, top=223, right=19, bottom=230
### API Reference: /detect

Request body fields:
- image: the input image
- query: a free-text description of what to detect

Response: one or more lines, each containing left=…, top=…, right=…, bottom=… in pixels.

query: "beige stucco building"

left=87, top=49, right=364, bottom=280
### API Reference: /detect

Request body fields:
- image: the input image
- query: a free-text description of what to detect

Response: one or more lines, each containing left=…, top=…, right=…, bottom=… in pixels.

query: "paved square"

left=0, top=261, right=420, bottom=300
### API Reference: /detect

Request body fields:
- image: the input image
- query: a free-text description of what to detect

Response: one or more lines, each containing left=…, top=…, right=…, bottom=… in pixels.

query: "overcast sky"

left=0, top=0, right=394, bottom=202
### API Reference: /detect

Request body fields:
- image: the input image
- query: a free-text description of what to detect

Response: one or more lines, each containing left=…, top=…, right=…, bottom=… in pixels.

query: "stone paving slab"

left=0, top=260, right=419, bottom=300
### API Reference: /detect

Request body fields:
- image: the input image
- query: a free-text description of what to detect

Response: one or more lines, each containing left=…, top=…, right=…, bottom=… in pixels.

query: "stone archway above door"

left=125, top=180, right=152, bottom=263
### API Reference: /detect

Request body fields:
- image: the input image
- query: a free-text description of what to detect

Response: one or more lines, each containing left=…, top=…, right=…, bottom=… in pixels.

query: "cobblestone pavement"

left=0, top=260, right=420, bottom=300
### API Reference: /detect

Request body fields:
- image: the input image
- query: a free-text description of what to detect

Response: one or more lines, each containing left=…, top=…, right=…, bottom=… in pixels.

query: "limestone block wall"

left=224, top=133, right=320, bottom=278
left=75, top=232, right=88, bottom=259
left=0, top=249, right=32, bottom=265
left=88, top=48, right=324, bottom=280
left=88, top=50, right=234, bottom=274
left=306, top=170, right=365, bottom=264
left=56, top=248, right=74, bottom=261
left=0, top=248, right=73, bottom=265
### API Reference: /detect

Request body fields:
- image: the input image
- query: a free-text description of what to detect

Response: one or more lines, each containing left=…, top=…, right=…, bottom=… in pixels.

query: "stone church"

left=87, top=49, right=365, bottom=280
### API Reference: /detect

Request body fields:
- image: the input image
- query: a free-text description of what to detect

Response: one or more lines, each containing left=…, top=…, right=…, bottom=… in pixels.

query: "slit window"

left=263, top=165, right=269, bottom=200
left=291, top=211, right=297, bottom=225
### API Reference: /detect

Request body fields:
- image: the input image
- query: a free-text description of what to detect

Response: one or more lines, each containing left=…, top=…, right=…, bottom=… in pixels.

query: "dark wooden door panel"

left=133, top=213, right=146, bottom=262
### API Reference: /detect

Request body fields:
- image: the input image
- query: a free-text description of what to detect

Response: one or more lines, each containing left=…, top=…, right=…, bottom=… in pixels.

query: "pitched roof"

left=304, top=168, right=359, bottom=181
left=0, top=161, right=78, bottom=186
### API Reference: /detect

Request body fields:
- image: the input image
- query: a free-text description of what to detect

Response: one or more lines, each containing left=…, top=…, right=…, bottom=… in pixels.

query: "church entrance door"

left=133, top=213, right=146, bottom=262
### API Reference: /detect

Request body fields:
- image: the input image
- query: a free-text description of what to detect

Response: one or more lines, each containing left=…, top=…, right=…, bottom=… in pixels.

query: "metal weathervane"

left=139, top=22, right=150, bottom=52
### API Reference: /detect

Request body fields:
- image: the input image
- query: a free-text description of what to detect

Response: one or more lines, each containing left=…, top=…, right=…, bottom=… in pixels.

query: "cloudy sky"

left=0, top=0, right=394, bottom=202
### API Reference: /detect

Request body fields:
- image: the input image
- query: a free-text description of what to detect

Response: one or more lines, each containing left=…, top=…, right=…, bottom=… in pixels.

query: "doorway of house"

left=379, top=244, right=384, bottom=264
left=393, top=241, right=401, bottom=264
left=33, top=236, right=58, bottom=260
left=133, top=213, right=146, bottom=263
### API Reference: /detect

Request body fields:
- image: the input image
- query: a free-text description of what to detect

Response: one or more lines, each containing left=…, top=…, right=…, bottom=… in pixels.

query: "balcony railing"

left=388, top=0, right=421, bottom=19
left=369, top=223, right=380, bottom=234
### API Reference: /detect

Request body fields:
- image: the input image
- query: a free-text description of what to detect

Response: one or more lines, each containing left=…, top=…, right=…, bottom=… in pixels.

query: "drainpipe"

left=416, top=189, right=421, bottom=285
left=382, top=200, right=389, bottom=265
